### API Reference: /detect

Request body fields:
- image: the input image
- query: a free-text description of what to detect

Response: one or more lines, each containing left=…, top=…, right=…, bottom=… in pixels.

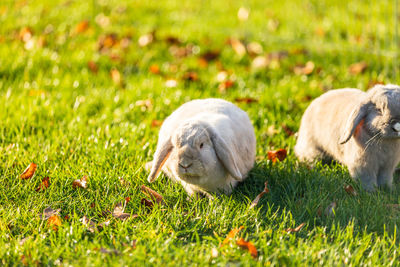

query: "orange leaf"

left=294, top=61, right=315, bottom=75
left=47, top=215, right=62, bottom=231
left=151, top=119, right=163, bottom=128
left=72, top=175, right=87, bottom=189
left=140, top=185, right=164, bottom=204
left=149, top=64, right=160, bottom=74
left=344, top=185, right=357, bottom=196
left=267, top=148, right=287, bottom=163
left=20, top=163, right=37, bottom=179
left=75, top=20, right=89, bottom=33
left=218, top=80, right=235, bottom=93
left=19, top=27, right=33, bottom=42
left=221, top=226, right=244, bottom=247
left=236, top=238, right=258, bottom=258
left=182, top=71, right=199, bottom=81
left=229, top=38, right=246, bottom=57
left=349, top=61, right=368, bottom=75
left=250, top=181, right=269, bottom=208
left=285, top=222, right=305, bottom=233
left=35, top=176, right=50, bottom=192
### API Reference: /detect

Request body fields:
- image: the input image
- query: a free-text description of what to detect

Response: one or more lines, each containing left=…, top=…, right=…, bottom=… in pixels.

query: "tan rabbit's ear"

left=208, top=128, right=242, bottom=180
left=147, top=139, right=173, bottom=183
left=339, top=101, right=371, bottom=144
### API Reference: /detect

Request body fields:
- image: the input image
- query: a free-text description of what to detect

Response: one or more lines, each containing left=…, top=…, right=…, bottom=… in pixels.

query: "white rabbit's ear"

left=147, top=139, right=173, bottom=183
left=208, top=128, right=242, bottom=180
left=340, top=101, right=370, bottom=144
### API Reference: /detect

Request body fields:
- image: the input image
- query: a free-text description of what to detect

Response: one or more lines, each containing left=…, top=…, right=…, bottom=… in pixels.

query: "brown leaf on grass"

left=149, top=64, right=160, bottom=74
left=218, top=80, right=235, bottom=93
left=141, top=185, right=164, bottom=204
left=229, top=38, right=246, bottom=57
left=39, top=207, right=61, bottom=220
left=141, top=198, right=154, bottom=208
left=19, top=27, right=33, bottom=42
left=125, top=197, right=131, bottom=203
left=75, top=20, right=89, bottom=34
left=250, top=181, right=269, bottom=208
left=151, top=119, right=163, bottom=128
left=267, top=148, right=287, bottom=163
left=324, top=202, right=337, bottom=217
left=88, top=61, right=98, bottom=73
left=72, top=175, right=87, bottom=189
left=234, top=97, right=258, bottom=104
left=110, top=69, right=122, bottom=85
left=281, top=124, right=295, bottom=136
left=221, top=226, right=244, bottom=247
left=199, top=50, right=220, bottom=67
left=20, top=163, right=37, bottom=179
left=112, top=202, right=138, bottom=220
left=349, top=61, right=368, bottom=75
left=285, top=222, right=305, bottom=233
left=94, top=247, right=120, bottom=255
left=47, top=215, right=62, bottom=231
left=165, top=36, right=181, bottom=45
left=182, top=71, right=199, bottom=82
left=247, top=42, right=263, bottom=56
left=294, top=61, right=315, bottom=75
left=35, top=176, right=50, bottom=192
left=80, top=215, right=97, bottom=233
left=344, top=185, right=357, bottom=196
left=236, top=238, right=258, bottom=258
left=98, top=33, right=118, bottom=51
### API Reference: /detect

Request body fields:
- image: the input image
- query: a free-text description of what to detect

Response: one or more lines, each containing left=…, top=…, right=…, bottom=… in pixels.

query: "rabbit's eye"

left=200, top=143, right=204, bottom=149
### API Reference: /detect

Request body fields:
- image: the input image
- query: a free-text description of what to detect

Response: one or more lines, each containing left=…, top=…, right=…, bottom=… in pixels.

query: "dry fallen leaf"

left=221, top=226, right=244, bottom=247
left=229, top=38, right=246, bottom=57
left=75, top=20, right=89, bottom=34
left=20, top=163, right=37, bottom=179
left=138, top=32, right=154, bottom=47
left=247, top=42, right=263, bottom=56
left=344, top=185, right=357, bottom=196
left=96, top=247, right=120, bottom=255
left=88, top=61, right=98, bottom=73
left=251, top=56, right=269, bottom=69
left=182, top=71, right=199, bottom=82
left=324, top=202, right=337, bottom=217
left=218, top=80, right=235, bottom=93
left=281, top=124, right=295, bottom=136
left=35, top=176, right=50, bottom=192
left=141, top=198, right=154, bottom=209
left=72, top=175, right=87, bottom=189
left=267, top=148, right=287, bottom=163
left=349, top=61, right=368, bottom=75
left=112, top=202, right=137, bottom=220
left=19, top=27, right=33, bottom=42
left=294, top=61, right=315, bottom=75
left=234, top=97, right=258, bottom=104
left=47, top=215, right=62, bottom=231
left=285, top=222, right=305, bottom=233
left=98, top=33, right=119, bottom=51
left=39, top=207, right=61, bottom=220
left=110, top=69, right=122, bottom=85
left=151, top=119, right=163, bottom=128
left=199, top=50, right=220, bottom=67
left=141, top=185, right=164, bottom=204
left=80, top=215, right=97, bottom=233
left=149, top=64, right=160, bottom=74
left=250, top=181, right=269, bottom=208
left=236, top=238, right=258, bottom=258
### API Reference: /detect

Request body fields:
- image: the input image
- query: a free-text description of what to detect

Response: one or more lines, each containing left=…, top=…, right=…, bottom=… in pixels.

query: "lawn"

left=1, top=0, right=400, bottom=265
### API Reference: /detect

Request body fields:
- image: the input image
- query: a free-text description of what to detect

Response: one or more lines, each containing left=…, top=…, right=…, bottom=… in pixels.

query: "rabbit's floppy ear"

left=147, top=138, right=173, bottom=183
left=339, top=100, right=371, bottom=144
left=207, top=127, right=242, bottom=180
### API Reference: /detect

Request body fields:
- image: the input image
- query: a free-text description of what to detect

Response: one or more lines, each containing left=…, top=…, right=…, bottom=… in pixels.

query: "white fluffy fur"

left=147, top=98, right=256, bottom=197
left=295, top=84, right=400, bottom=191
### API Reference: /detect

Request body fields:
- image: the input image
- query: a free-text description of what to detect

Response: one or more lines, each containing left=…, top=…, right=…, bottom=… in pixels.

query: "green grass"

left=1, top=0, right=400, bottom=265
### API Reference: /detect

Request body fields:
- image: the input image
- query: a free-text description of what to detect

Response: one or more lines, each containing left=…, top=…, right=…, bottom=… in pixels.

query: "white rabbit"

left=295, top=84, right=400, bottom=191
left=146, top=98, right=256, bottom=197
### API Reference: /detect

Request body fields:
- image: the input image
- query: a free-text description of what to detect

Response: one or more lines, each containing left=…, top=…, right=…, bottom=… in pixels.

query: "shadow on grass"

left=233, top=160, right=400, bottom=240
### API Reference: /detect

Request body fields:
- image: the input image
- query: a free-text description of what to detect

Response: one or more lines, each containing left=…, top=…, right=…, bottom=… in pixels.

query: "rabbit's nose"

left=179, top=162, right=193, bottom=169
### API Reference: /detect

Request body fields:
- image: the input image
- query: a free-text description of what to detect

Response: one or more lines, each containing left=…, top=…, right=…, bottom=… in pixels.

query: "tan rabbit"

left=147, top=98, right=256, bottom=197
left=295, top=84, right=400, bottom=191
